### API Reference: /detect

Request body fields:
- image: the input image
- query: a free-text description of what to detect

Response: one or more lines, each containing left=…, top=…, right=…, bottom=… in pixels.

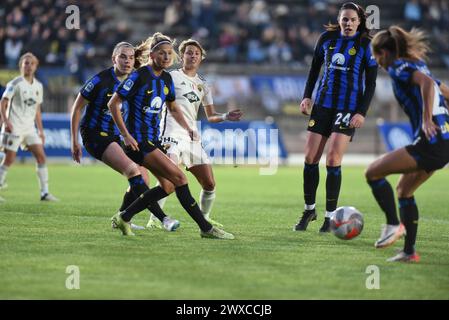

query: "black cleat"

left=294, top=209, right=317, bottom=231
left=319, top=217, right=331, bottom=233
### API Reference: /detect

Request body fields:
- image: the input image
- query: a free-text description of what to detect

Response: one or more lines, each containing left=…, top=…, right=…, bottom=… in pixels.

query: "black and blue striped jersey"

left=388, top=59, right=449, bottom=143
left=79, top=67, right=123, bottom=135
left=116, top=65, right=176, bottom=143
left=304, top=30, right=378, bottom=114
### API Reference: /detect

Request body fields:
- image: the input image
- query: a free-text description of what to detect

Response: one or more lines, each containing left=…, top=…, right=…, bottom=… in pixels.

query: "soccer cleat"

left=111, top=212, right=135, bottom=236
left=40, top=193, right=59, bottom=201
left=200, top=226, right=235, bottom=240
left=112, top=221, right=145, bottom=231
left=146, top=217, right=163, bottom=229
left=162, top=216, right=180, bottom=232
left=387, top=250, right=420, bottom=263
left=206, top=217, right=223, bottom=228
left=374, top=223, right=405, bottom=248
left=319, top=217, right=331, bottom=233
left=294, top=209, right=317, bottom=231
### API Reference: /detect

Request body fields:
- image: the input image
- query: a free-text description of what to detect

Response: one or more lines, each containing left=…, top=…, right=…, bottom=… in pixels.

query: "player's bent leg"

left=189, top=164, right=222, bottom=227
left=0, top=150, right=18, bottom=189
left=146, top=176, right=175, bottom=230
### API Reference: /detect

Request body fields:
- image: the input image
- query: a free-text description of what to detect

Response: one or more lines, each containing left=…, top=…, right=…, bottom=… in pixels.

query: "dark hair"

left=325, top=2, right=371, bottom=39
left=371, top=26, right=430, bottom=61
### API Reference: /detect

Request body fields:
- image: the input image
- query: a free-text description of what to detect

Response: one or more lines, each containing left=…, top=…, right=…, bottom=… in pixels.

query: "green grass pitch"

left=1, top=164, right=448, bottom=299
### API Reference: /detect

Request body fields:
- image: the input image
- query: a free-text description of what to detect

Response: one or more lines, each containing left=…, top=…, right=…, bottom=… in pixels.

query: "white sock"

left=325, top=211, right=335, bottom=218
left=0, top=164, right=8, bottom=186
left=305, top=203, right=316, bottom=211
left=36, top=164, right=49, bottom=196
left=200, top=189, right=216, bottom=220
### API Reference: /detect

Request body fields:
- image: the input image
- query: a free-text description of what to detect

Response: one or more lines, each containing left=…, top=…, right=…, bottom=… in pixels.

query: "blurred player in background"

left=146, top=39, right=243, bottom=229
left=70, top=42, right=179, bottom=231
left=294, top=2, right=377, bottom=232
left=108, top=32, right=234, bottom=239
left=0, top=52, right=58, bottom=201
left=367, top=26, right=449, bottom=262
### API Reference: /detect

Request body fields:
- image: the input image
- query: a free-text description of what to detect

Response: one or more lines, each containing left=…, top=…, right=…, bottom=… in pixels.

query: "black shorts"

left=405, top=134, right=449, bottom=173
left=80, top=127, right=120, bottom=161
left=123, top=139, right=167, bottom=165
left=307, top=105, right=355, bottom=138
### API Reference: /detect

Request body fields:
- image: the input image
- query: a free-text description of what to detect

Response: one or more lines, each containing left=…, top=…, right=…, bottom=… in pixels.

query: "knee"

left=201, top=179, right=215, bottom=191
left=326, top=152, right=342, bottom=167
left=160, top=180, right=175, bottom=194
left=396, top=185, right=412, bottom=198
left=171, top=171, right=188, bottom=186
left=35, top=155, right=46, bottom=165
left=123, top=163, right=141, bottom=179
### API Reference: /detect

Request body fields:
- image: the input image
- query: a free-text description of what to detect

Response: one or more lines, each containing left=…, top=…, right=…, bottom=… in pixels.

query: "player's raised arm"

left=204, top=104, right=243, bottom=123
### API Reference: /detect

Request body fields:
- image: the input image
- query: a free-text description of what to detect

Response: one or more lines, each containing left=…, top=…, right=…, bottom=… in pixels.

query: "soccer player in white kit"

left=147, top=39, right=242, bottom=228
left=0, top=52, right=58, bottom=201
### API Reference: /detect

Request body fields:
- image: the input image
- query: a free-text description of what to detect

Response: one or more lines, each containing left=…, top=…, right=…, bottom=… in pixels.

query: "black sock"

left=119, top=191, right=135, bottom=211
left=399, top=197, right=419, bottom=254
left=127, top=175, right=167, bottom=222
left=175, top=184, right=212, bottom=232
left=367, top=178, right=399, bottom=225
left=326, top=166, right=341, bottom=212
left=303, top=163, right=319, bottom=207
left=121, top=186, right=168, bottom=222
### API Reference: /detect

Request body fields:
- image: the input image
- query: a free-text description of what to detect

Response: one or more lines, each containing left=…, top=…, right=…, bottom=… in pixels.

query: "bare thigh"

left=304, top=131, right=328, bottom=164
left=325, top=132, right=351, bottom=167
left=365, top=147, right=419, bottom=180
left=101, top=142, right=140, bottom=178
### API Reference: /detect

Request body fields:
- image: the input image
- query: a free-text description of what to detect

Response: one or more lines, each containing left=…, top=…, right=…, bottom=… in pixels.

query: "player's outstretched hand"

left=422, top=119, right=439, bottom=141
left=124, top=134, right=139, bottom=151
left=349, top=114, right=365, bottom=128
left=227, top=109, right=243, bottom=121
left=71, top=142, right=82, bottom=163
left=299, top=98, right=312, bottom=115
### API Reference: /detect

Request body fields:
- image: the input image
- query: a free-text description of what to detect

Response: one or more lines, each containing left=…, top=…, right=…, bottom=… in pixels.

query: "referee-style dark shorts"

left=405, top=134, right=449, bottom=173
left=123, top=139, right=167, bottom=165
left=80, top=127, right=120, bottom=161
left=307, top=104, right=356, bottom=139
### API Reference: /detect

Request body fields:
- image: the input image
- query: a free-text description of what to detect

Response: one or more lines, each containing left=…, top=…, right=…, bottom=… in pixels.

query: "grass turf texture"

left=1, top=164, right=448, bottom=299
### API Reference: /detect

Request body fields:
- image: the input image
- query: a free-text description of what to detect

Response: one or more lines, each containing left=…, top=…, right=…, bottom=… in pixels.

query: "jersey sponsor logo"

left=24, top=97, right=37, bottom=106
left=85, top=81, right=94, bottom=92
left=183, top=91, right=200, bottom=103
left=308, top=119, right=315, bottom=127
left=348, top=47, right=357, bottom=55
left=123, top=79, right=134, bottom=91
left=332, top=53, right=345, bottom=65
left=143, top=96, right=163, bottom=114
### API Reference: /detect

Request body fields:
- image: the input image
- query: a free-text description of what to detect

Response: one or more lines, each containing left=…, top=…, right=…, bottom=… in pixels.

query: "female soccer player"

left=70, top=42, right=179, bottom=232
left=294, top=2, right=378, bottom=232
left=367, top=26, right=449, bottom=262
left=108, top=32, right=234, bottom=239
left=0, top=52, right=58, bottom=201
left=146, top=39, right=243, bottom=229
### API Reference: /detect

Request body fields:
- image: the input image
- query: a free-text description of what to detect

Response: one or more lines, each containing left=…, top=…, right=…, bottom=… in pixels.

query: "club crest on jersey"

left=197, top=84, right=203, bottom=92
left=123, top=79, right=134, bottom=91
left=332, top=53, right=345, bottom=65
left=348, top=47, right=356, bottom=55
left=164, top=86, right=169, bottom=95
left=183, top=91, right=200, bottom=103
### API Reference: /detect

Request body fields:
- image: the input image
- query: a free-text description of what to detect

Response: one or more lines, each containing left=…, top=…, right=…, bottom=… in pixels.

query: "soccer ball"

left=330, top=206, right=364, bottom=240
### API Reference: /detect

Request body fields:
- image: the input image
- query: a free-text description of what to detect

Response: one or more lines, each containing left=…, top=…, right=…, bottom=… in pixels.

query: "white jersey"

left=1, top=76, right=43, bottom=134
left=160, top=69, right=213, bottom=139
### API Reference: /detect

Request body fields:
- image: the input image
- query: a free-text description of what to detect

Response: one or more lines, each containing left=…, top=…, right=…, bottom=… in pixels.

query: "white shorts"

left=161, top=136, right=210, bottom=168
left=1, top=130, right=42, bottom=152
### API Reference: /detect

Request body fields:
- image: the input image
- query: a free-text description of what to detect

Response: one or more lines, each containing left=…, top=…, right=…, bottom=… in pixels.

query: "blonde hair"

left=178, top=39, right=206, bottom=60
left=112, top=41, right=134, bottom=59
left=371, top=26, right=430, bottom=61
left=134, top=32, right=178, bottom=68
left=18, top=52, right=39, bottom=69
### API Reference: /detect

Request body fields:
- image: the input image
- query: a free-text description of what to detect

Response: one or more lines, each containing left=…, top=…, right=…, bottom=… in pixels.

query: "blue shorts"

left=406, top=133, right=449, bottom=173
left=308, top=105, right=355, bottom=138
